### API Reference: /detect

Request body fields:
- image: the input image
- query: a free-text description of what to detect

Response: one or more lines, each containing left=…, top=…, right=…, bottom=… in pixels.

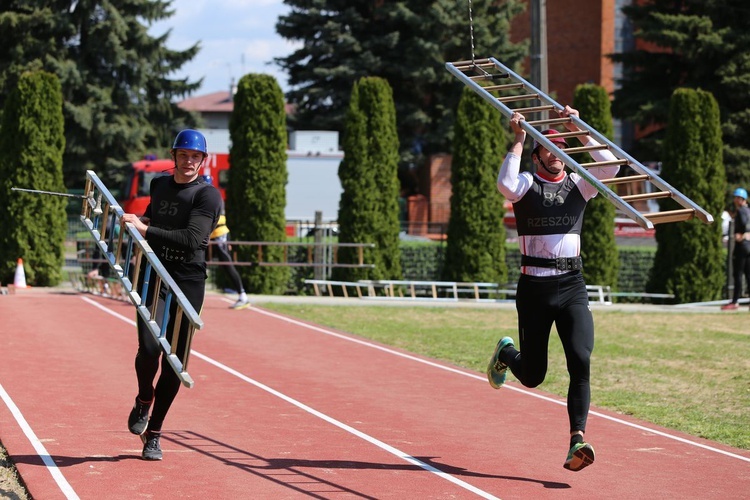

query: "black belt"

left=521, top=255, right=583, bottom=271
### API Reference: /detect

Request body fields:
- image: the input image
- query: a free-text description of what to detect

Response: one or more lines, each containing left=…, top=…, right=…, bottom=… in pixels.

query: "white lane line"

left=243, top=303, right=750, bottom=464
left=191, top=352, right=499, bottom=499
left=81, top=296, right=501, bottom=499
left=0, top=383, right=80, bottom=500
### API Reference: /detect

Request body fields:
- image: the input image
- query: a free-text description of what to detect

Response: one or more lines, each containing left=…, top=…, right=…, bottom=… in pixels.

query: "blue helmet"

left=172, top=129, right=207, bottom=155
left=201, top=174, right=213, bottom=184
left=734, top=187, right=748, bottom=200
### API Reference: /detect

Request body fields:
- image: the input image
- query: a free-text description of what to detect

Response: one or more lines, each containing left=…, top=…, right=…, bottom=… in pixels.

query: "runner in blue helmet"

left=120, top=127, right=221, bottom=460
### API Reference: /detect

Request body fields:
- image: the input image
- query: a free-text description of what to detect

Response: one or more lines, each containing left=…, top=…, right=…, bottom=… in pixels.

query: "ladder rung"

left=526, top=117, right=570, bottom=126
left=469, top=73, right=510, bottom=81
left=546, top=130, right=591, bottom=140
left=483, top=83, right=525, bottom=92
left=621, top=191, right=672, bottom=202
left=561, top=144, right=609, bottom=154
left=580, top=159, right=630, bottom=169
left=497, top=94, right=539, bottom=103
left=451, top=58, right=493, bottom=67
left=512, top=105, right=557, bottom=114
left=644, top=209, right=696, bottom=224
left=601, top=174, right=650, bottom=185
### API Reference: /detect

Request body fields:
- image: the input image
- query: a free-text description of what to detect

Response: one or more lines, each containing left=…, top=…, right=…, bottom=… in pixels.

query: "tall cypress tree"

left=226, top=74, right=289, bottom=295
left=334, top=77, right=402, bottom=282
left=647, top=88, right=725, bottom=302
left=441, top=87, right=507, bottom=284
left=275, top=0, right=526, bottom=161
left=0, top=71, right=66, bottom=286
left=0, top=1, right=201, bottom=187
left=572, top=83, right=618, bottom=290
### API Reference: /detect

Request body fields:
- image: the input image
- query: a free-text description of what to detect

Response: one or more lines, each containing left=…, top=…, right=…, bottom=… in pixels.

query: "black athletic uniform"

left=135, top=175, right=222, bottom=433
left=497, top=141, right=619, bottom=435
left=731, top=204, right=750, bottom=304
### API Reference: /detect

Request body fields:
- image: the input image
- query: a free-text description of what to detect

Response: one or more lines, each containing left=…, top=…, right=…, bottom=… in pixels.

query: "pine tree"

left=333, top=77, right=402, bottom=282
left=572, top=84, right=618, bottom=290
left=226, top=74, right=289, bottom=295
left=0, top=71, right=66, bottom=286
left=611, top=0, right=750, bottom=188
left=441, top=87, right=507, bottom=284
left=275, top=0, right=526, bottom=162
left=0, top=1, right=201, bottom=187
left=647, top=88, right=725, bottom=302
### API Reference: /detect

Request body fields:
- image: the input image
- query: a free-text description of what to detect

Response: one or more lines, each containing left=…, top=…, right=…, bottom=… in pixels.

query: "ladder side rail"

left=446, top=60, right=654, bottom=229
left=488, top=58, right=561, bottom=110
left=80, top=170, right=202, bottom=387
left=445, top=63, right=517, bottom=121
left=568, top=114, right=714, bottom=224
left=119, top=231, right=197, bottom=388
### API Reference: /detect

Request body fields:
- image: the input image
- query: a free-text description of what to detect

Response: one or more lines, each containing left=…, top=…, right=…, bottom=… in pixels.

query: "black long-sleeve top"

left=143, top=176, right=222, bottom=281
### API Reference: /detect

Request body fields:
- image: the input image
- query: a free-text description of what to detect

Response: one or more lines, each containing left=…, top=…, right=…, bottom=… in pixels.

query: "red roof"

left=178, top=90, right=296, bottom=115
left=178, top=91, right=234, bottom=113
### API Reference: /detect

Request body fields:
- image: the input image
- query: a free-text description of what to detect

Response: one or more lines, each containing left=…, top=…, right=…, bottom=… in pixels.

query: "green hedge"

left=398, top=242, right=657, bottom=293
left=280, top=241, right=667, bottom=298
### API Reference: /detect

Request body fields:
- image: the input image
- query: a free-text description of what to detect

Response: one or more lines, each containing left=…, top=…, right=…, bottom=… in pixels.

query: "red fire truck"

left=120, top=153, right=229, bottom=215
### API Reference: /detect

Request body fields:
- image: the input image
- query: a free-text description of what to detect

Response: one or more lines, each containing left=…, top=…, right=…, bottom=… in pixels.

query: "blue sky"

left=149, top=0, right=301, bottom=96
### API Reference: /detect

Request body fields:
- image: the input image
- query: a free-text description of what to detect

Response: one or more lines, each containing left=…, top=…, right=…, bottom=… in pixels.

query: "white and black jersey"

left=497, top=136, right=620, bottom=276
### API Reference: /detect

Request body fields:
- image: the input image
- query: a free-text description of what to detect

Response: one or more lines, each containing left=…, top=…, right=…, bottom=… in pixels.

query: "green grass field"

left=259, top=303, right=750, bottom=450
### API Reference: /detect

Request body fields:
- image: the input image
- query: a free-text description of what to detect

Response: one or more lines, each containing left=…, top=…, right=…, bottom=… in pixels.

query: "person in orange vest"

left=203, top=176, right=249, bottom=310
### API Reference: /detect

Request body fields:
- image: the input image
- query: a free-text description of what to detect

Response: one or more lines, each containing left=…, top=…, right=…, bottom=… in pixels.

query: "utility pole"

left=530, top=0, right=549, bottom=115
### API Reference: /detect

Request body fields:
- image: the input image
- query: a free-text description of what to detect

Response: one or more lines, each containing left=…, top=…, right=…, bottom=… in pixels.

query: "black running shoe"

left=128, top=397, right=151, bottom=435
left=141, top=431, right=162, bottom=461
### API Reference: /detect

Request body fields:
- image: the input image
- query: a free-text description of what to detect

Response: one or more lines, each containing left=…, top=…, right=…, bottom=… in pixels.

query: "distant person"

left=721, top=188, right=750, bottom=311
left=120, top=129, right=222, bottom=461
left=86, top=221, right=122, bottom=296
left=86, top=247, right=111, bottom=294
left=202, top=175, right=249, bottom=310
left=487, top=106, right=620, bottom=472
left=721, top=210, right=732, bottom=245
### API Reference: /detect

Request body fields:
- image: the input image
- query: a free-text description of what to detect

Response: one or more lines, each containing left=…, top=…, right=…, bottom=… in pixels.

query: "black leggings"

left=731, top=252, right=750, bottom=303
left=210, top=236, right=244, bottom=294
left=506, top=271, right=594, bottom=433
left=135, top=275, right=205, bottom=432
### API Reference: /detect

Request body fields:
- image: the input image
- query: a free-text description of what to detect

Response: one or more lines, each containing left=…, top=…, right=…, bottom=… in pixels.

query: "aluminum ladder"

left=445, top=57, right=714, bottom=229
left=80, top=170, right=203, bottom=388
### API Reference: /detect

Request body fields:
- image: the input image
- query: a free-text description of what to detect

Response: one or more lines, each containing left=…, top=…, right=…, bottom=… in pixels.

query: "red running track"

left=1, top=288, right=749, bottom=499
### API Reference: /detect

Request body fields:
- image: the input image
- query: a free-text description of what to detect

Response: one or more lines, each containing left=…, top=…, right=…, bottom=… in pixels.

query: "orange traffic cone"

left=14, top=258, right=27, bottom=288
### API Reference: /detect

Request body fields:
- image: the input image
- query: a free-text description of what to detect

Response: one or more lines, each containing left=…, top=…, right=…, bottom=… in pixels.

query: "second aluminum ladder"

left=445, top=57, right=714, bottom=230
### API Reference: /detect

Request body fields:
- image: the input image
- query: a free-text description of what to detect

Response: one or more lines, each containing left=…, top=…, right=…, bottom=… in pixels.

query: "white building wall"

left=198, top=128, right=343, bottom=222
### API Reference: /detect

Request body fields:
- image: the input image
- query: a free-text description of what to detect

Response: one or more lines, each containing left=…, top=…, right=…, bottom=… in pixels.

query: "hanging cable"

left=468, top=0, right=475, bottom=65
left=467, top=0, right=490, bottom=77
